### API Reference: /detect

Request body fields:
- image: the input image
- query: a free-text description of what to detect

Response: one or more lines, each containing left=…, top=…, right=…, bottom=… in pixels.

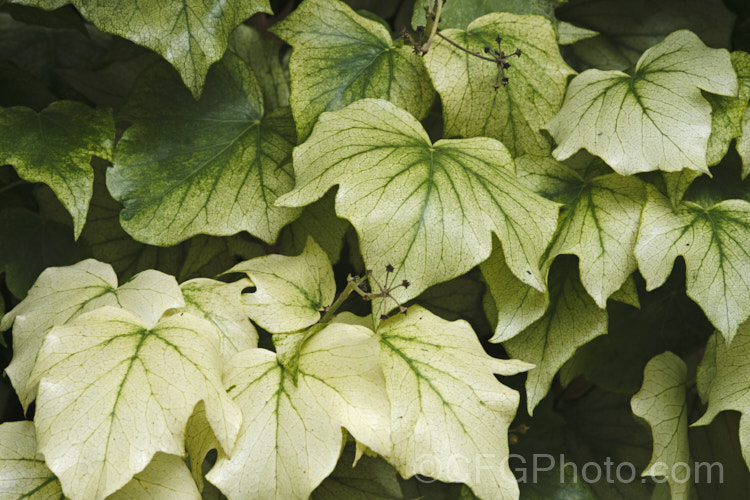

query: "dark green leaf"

left=0, top=101, right=114, bottom=237
left=13, top=0, right=272, bottom=97
left=272, top=0, right=435, bottom=141
left=109, top=52, right=300, bottom=245
left=557, top=0, right=735, bottom=71
left=0, top=208, right=89, bottom=298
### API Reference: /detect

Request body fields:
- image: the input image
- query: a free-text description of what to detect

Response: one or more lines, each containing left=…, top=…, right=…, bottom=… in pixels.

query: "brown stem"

left=419, top=0, right=443, bottom=54
left=435, top=32, right=497, bottom=62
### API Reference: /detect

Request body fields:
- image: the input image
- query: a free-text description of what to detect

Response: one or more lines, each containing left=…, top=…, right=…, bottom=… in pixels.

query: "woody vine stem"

left=319, top=265, right=411, bottom=323
left=401, top=0, right=522, bottom=87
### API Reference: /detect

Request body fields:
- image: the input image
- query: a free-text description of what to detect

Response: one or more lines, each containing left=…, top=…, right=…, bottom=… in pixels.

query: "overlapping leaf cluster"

left=1, top=0, right=750, bottom=498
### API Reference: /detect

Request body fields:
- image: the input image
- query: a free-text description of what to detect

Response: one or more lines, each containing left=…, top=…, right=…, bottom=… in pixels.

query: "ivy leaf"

left=739, top=100, right=750, bottom=180
left=518, top=465, right=596, bottom=499
left=0, top=258, right=184, bottom=410
left=706, top=51, right=750, bottom=166
left=3, top=4, right=88, bottom=35
left=312, top=442, right=404, bottom=500
left=271, top=0, right=434, bottom=141
left=423, top=13, right=575, bottom=156
left=631, top=352, right=693, bottom=499
left=109, top=453, right=201, bottom=499
left=682, top=152, right=750, bottom=207
left=689, top=411, right=750, bottom=497
left=0, top=60, right=56, bottom=110
left=228, top=25, right=289, bottom=112
left=276, top=98, right=560, bottom=309
left=206, top=323, right=391, bottom=499
left=278, top=189, right=350, bottom=265
left=347, top=0, right=401, bottom=20
left=0, top=421, right=64, bottom=499
left=0, top=12, right=110, bottom=93
left=28, top=306, right=241, bottom=500
left=0, top=207, right=88, bottom=299
left=662, top=169, right=705, bottom=208
left=517, top=154, right=646, bottom=306
left=694, top=324, right=750, bottom=470
left=515, top=389, right=653, bottom=499
left=556, top=0, right=735, bottom=71
left=377, top=305, right=532, bottom=499
left=412, top=0, right=556, bottom=30
left=546, top=30, right=738, bottom=175
left=503, top=256, right=608, bottom=413
left=13, top=0, right=272, bottom=98
left=0, top=421, right=202, bottom=500
left=481, top=242, right=548, bottom=342
left=556, top=21, right=599, bottom=46
left=55, top=47, right=159, bottom=111
left=42, top=165, right=265, bottom=282
left=0, top=101, right=114, bottom=237
left=634, top=188, right=750, bottom=341
left=561, top=266, right=712, bottom=395
left=272, top=323, right=327, bottom=381
left=176, top=278, right=259, bottom=364
left=412, top=268, right=492, bottom=335
left=229, top=237, right=335, bottom=334
left=409, top=0, right=597, bottom=44
left=109, top=52, right=300, bottom=246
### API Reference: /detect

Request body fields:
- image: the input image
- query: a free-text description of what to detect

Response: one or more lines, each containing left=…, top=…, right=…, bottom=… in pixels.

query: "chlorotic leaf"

left=423, top=13, right=575, bottom=156
left=272, top=323, right=326, bottom=381
left=481, top=241, right=548, bottom=342
left=706, top=51, right=750, bottom=166
left=556, top=0, right=735, bottom=71
left=546, top=30, right=738, bottom=175
left=277, top=99, right=560, bottom=310
left=631, top=352, right=693, bottom=499
left=739, top=103, right=750, bottom=179
left=108, top=453, right=200, bottom=500
left=228, top=25, right=289, bottom=112
left=556, top=21, right=598, bottom=45
left=0, top=421, right=63, bottom=499
left=0, top=421, right=202, bottom=500
left=108, top=52, right=299, bottom=246
left=13, top=0, right=272, bottom=98
left=694, top=324, right=750, bottom=470
left=183, top=401, right=219, bottom=492
left=662, top=169, right=705, bottom=208
left=271, top=0, right=434, bottom=141
left=278, top=189, right=350, bottom=265
left=228, top=237, right=335, bottom=333
left=609, top=274, right=640, bottom=309
left=635, top=188, right=750, bottom=341
left=206, top=323, right=391, bottom=499
left=516, top=154, right=647, bottom=307
left=28, top=306, right=241, bottom=500
left=49, top=164, right=265, bottom=283
left=0, top=101, right=114, bottom=238
left=377, top=305, right=532, bottom=500
left=176, top=278, right=259, bottom=364
left=503, top=256, right=608, bottom=414
left=0, top=258, right=184, bottom=410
